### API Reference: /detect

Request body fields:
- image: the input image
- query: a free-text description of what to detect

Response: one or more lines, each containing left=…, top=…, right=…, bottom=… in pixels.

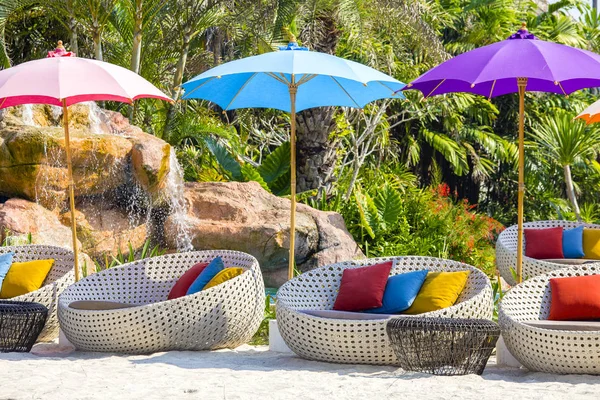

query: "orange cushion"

left=549, top=274, right=600, bottom=320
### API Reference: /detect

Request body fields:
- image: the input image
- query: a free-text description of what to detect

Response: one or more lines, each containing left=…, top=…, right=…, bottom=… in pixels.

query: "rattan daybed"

left=276, top=256, right=494, bottom=365
left=499, top=264, right=600, bottom=374
left=58, top=250, right=265, bottom=353
left=0, top=245, right=74, bottom=342
left=496, top=220, right=600, bottom=285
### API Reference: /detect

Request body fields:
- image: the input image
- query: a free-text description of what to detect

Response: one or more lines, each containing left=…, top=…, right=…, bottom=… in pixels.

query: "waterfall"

left=165, top=150, right=193, bottom=252
left=87, top=102, right=103, bottom=134
left=22, top=105, right=37, bottom=126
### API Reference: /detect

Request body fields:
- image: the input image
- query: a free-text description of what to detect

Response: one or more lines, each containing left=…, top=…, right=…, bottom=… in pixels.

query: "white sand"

left=1, top=344, right=599, bottom=400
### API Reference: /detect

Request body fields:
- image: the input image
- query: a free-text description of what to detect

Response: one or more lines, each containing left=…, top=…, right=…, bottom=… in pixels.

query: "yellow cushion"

left=583, top=229, right=600, bottom=259
left=203, top=267, right=244, bottom=290
left=403, top=271, right=469, bottom=315
left=0, top=259, right=54, bottom=299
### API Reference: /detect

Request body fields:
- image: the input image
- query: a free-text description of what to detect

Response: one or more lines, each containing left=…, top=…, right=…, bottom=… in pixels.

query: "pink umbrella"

left=0, top=43, right=172, bottom=281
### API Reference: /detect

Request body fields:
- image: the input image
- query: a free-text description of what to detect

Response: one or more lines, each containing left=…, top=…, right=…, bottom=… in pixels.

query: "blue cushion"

left=186, top=257, right=225, bottom=295
left=563, top=226, right=585, bottom=259
left=370, top=270, right=428, bottom=314
left=0, top=253, right=13, bottom=290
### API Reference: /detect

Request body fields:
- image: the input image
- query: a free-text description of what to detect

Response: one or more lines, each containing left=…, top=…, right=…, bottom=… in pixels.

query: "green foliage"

left=1, top=230, right=33, bottom=246
left=249, top=294, right=276, bottom=346
left=86, top=239, right=166, bottom=276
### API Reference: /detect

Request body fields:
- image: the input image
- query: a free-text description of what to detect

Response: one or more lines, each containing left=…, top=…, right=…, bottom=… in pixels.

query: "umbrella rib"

left=222, top=72, right=259, bottom=111
left=0, top=98, right=6, bottom=109
left=488, top=80, right=497, bottom=100
left=266, top=72, right=289, bottom=85
left=556, top=81, right=567, bottom=96
left=330, top=76, right=361, bottom=108
left=181, top=76, right=217, bottom=99
left=423, top=79, right=446, bottom=99
left=297, top=74, right=317, bottom=86
left=376, top=81, right=399, bottom=95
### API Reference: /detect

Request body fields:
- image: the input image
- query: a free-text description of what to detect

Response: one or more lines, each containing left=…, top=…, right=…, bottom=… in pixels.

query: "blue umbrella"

left=182, top=39, right=405, bottom=280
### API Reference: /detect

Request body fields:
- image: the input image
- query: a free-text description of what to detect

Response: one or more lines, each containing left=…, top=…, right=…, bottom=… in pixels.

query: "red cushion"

left=333, top=261, right=393, bottom=312
left=549, top=275, right=600, bottom=320
left=167, top=262, right=209, bottom=300
left=524, top=227, right=564, bottom=259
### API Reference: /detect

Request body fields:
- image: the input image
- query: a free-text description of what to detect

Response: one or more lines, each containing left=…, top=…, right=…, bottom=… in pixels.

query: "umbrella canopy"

left=576, top=100, right=600, bottom=124
left=0, top=46, right=171, bottom=281
left=0, top=56, right=171, bottom=108
left=405, top=23, right=600, bottom=283
left=182, top=40, right=405, bottom=280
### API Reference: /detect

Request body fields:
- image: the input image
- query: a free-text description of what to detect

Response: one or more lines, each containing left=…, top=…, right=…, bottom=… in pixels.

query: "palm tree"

left=532, top=110, right=600, bottom=221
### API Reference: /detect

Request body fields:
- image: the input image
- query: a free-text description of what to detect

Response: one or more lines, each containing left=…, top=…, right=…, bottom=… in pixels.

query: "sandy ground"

left=1, top=344, right=600, bottom=400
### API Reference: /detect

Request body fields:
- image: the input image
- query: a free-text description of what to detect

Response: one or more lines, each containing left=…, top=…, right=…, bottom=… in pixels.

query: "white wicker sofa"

left=499, top=264, right=600, bottom=374
left=496, top=220, right=600, bottom=286
left=58, top=250, right=265, bottom=353
left=276, top=256, right=494, bottom=365
left=0, top=245, right=74, bottom=342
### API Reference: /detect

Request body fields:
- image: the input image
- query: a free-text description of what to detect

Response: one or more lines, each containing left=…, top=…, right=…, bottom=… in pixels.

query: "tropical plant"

left=531, top=110, right=600, bottom=221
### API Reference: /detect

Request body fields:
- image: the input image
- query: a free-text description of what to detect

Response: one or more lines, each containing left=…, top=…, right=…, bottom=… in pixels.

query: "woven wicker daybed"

left=496, top=220, right=600, bottom=286
left=276, top=256, right=494, bottom=365
left=58, top=250, right=265, bottom=353
left=0, top=245, right=74, bottom=342
left=499, top=264, right=600, bottom=374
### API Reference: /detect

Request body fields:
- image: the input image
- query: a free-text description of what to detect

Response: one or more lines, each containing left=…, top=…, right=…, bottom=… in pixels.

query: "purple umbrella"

left=405, top=23, right=600, bottom=283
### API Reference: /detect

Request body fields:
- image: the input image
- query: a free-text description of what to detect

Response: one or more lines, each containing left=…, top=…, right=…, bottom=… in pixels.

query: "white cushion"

left=523, top=320, right=600, bottom=331
left=299, top=309, right=395, bottom=320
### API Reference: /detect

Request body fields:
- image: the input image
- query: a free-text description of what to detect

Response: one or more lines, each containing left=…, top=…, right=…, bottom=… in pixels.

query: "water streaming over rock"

left=164, top=151, right=194, bottom=252
left=21, top=105, right=37, bottom=126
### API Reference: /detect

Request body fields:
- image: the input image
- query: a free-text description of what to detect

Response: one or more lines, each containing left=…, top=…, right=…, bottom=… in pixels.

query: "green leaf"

left=258, top=141, right=291, bottom=183
left=241, top=163, right=271, bottom=192
left=374, top=184, right=403, bottom=228
left=269, top=169, right=291, bottom=196
left=204, top=137, right=243, bottom=181
left=355, top=186, right=379, bottom=239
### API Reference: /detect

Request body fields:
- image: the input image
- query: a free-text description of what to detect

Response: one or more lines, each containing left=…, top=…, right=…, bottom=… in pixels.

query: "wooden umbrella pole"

left=516, top=77, right=528, bottom=284
left=62, top=99, right=80, bottom=282
left=288, top=76, right=298, bottom=280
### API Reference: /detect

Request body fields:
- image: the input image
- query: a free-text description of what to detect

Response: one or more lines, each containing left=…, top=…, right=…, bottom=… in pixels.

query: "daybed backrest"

left=277, top=256, right=491, bottom=315
left=61, top=250, right=260, bottom=305
left=0, top=245, right=74, bottom=286
left=500, top=264, right=600, bottom=322
left=498, top=220, right=600, bottom=253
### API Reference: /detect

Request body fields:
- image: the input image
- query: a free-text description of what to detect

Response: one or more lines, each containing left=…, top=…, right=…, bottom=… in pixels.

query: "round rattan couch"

left=276, top=256, right=494, bottom=366
left=496, top=220, right=600, bottom=286
left=58, top=250, right=265, bottom=353
left=499, top=264, right=600, bottom=374
left=0, top=245, right=74, bottom=342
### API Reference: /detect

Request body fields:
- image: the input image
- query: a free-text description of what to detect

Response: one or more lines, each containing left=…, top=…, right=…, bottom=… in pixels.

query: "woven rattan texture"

left=386, top=317, right=499, bottom=375
left=496, top=220, right=600, bottom=285
left=58, top=250, right=265, bottom=353
left=0, top=301, right=48, bottom=352
left=499, top=264, right=600, bottom=374
left=0, top=245, right=74, bottom=342
left=276, top=256, right=494, bottom=365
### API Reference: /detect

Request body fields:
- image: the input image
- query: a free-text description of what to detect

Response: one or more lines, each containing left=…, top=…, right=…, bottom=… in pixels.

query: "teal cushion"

left=563, top=226, right=585, bottom=259
left=370, top=270, right=428, bottom=314
left=0, top=253, right=14, bottom=290
left=186, top=257, right=225, bottom=295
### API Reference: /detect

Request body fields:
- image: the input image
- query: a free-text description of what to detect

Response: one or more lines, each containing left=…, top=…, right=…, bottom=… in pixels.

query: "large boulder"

left=0, top=104, right=172, bottom=209
left=0, top=198, right=80, bottom=249
left=164, top=181, right=364, bottom=287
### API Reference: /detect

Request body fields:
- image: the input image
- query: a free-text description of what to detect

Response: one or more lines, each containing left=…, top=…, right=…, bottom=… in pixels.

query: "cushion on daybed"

left=523, top=320, right=600, bottom=331
left=299, top=309, right=395, bottom=320
left=0, top=253, right=13, bottom=290
left=370, top=270, right=428, bottom=314
left=524, top=227, right=564, bottom=259
left=203, top=267, right=244, bottom=290
left=403, top=271, right=469, bottom=315
left=549, top=274, right=600, bottom=320
left=186, top=257, right=225, bottom=295
left=0, top=259, right=54, bottom=299
left=168, top=261, right=209, bottom=300
left=583, top=228, right=600, bottom=259
left=333, top=261, right=393, bottom=312
left=68, top=300, right=137, bottom=310
left=562, top=226, right=585, bottom=258
left=542, top=258, right=596, bottom=265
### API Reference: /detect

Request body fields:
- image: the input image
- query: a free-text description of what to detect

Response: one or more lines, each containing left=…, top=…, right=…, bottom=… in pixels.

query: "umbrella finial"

left=48, top=40, right=76, bottom=57
left=57, top=40, right=65, bottom=50
left=279, top=28, right=309, bottom=51
left=508, top=22, right=537, bottom=40
left=521, top=22, right=527, bottom=31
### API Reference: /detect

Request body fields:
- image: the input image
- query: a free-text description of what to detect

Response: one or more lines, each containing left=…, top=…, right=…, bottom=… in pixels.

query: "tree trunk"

left=163, top=32, right=191, bottom=139
left=564, top=164, right=582, bottom=221
left=295, top=107, right=338, bottom=195
left=129, top=2, right=143, bottom=120
left=68, top=18, right=78, bottom=55
left=92, top=26, right=103, bottom=61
